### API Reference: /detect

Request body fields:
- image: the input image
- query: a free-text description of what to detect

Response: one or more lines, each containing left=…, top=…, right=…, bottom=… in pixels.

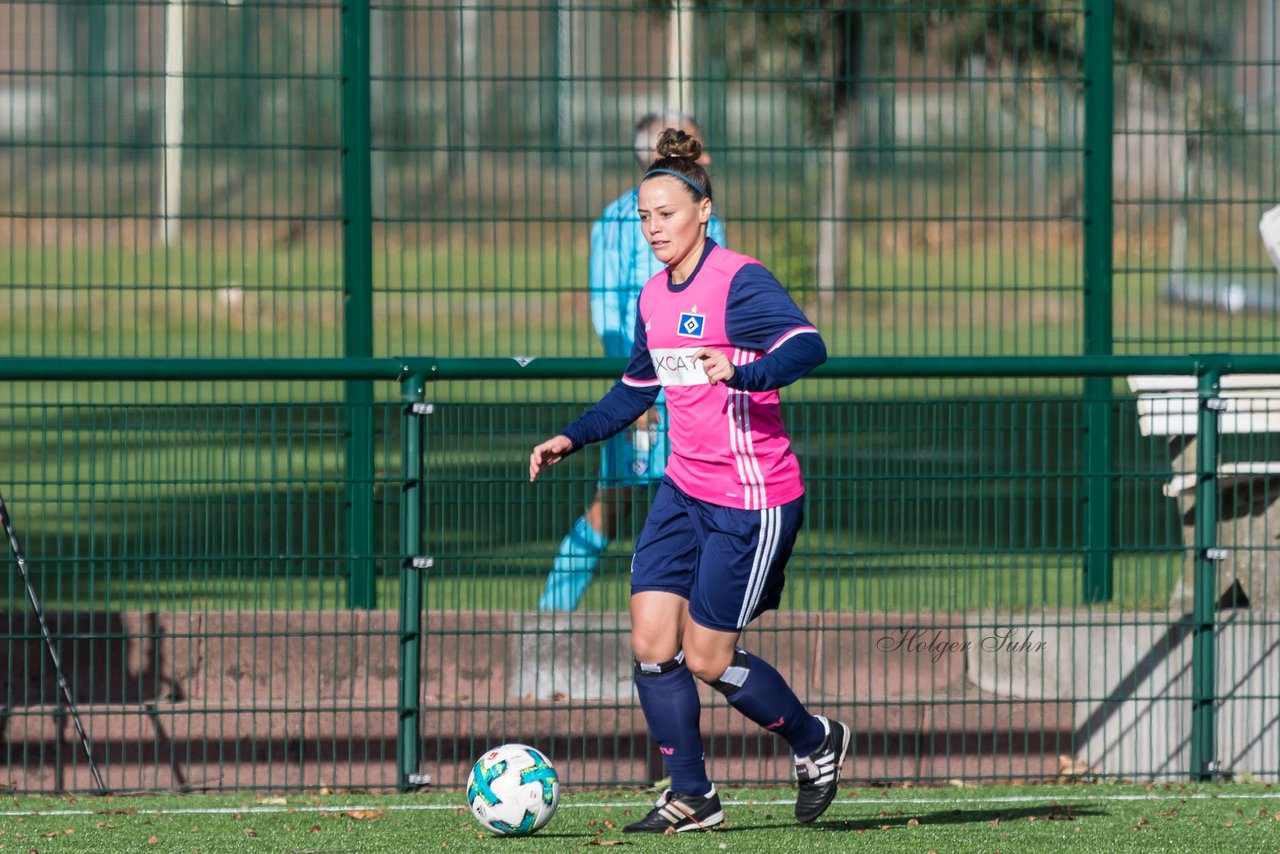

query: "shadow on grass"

left=703, top=803, right=1107, bottom=833
left=812, top=803, right=1108, bottom=831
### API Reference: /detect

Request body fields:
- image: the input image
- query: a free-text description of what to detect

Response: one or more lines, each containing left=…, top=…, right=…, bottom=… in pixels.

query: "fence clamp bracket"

left=407, top=772, right=432, bottom=786
left=411, top=556, right=435, bottom=569
left=1202, top=548, right=1228, bottom=562
left=411, top=403, right=436, bottom=416
left=1203, top=398, right=1229, bottom=411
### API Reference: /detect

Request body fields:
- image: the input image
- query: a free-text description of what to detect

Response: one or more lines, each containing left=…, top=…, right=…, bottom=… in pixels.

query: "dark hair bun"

left=655, top=128, right=702, bottom=162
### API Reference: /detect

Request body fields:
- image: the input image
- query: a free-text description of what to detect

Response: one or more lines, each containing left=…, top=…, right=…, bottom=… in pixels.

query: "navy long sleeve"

left=560, top=381, right=660, bottom=451
left=722, top=331, right=827, bottom=392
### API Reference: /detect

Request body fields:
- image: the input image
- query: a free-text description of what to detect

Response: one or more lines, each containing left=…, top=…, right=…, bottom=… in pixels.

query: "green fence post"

left=1190, top=367, right=1223, bottom=780
left=342, top=0, right=376, bottom=608
left=1081, top=0, right=1115, bottom=602
left=398, top=371, right=429, bottom=790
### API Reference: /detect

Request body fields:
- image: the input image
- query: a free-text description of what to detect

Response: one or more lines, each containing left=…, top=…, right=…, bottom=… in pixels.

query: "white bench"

left=1129, top=374, right=1280, bottom=611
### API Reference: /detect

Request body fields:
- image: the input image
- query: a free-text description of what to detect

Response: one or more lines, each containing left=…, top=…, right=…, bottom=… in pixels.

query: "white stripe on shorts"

left=737, top=505, right=780, bottom=628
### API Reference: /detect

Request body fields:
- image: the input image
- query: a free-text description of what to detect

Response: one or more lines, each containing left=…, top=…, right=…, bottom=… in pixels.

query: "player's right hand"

left=694, top=347, right=735, bottom=385
left=529, top=435, right=574, bottom=482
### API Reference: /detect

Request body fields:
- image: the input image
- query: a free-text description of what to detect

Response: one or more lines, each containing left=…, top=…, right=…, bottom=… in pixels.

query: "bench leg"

left=1169, top=438, right=1280, bottom=612
left=1219, top=477, right=1280, bottom=612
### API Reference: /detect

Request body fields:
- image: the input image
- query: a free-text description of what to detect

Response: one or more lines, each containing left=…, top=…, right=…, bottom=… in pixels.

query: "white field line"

left=2, top=791, right=1279, bottom=818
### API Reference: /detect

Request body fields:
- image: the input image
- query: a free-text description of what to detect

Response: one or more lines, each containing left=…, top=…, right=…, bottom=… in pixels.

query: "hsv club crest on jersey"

left=677, top=311, right=705, bottom=338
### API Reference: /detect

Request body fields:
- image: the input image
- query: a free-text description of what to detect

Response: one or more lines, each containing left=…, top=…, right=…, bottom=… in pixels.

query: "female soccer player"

left=529, top=129, right=849, bottom=832
left=538, top=109, right=726, bottom=613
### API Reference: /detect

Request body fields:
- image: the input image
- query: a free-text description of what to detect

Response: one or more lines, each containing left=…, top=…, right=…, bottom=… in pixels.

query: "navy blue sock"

left=633, top=654, right=711, bottom=796
left=713, top=649, right=825, bottom=757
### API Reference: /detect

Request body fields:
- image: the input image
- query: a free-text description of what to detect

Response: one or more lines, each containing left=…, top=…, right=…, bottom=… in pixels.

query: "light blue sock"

left=539, top=515, right=608, bottom=612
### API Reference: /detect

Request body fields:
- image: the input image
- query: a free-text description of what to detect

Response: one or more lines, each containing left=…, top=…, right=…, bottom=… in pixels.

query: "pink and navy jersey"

left=620, top=242, right=820, bottom=509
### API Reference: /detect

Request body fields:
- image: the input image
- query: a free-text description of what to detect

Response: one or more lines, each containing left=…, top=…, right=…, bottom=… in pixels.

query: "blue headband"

left=644, top=168, right=707, bottom=198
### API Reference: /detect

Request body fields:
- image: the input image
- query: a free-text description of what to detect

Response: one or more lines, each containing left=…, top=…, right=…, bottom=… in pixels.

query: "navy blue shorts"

left=630, top=478, right=804, bottom=632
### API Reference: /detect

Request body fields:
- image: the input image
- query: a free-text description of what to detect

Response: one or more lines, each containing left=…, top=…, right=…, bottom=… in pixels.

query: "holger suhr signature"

left=875, top=628, right=1047, bottom=663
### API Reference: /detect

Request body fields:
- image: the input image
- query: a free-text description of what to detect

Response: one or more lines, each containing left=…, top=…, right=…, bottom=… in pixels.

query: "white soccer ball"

left=466, top=743, right=560, bottom=836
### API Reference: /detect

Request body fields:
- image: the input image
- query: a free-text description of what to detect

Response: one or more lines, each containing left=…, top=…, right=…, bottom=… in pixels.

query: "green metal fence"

left=1, top=356, right=1278, bottom=792
left=4, top=0, right=1280, bottom=792
left=6, top=1, right=1279, bottom=365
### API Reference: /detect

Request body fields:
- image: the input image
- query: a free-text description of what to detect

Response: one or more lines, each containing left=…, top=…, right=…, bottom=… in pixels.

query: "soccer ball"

left=466, top=743, right=560, bottom=836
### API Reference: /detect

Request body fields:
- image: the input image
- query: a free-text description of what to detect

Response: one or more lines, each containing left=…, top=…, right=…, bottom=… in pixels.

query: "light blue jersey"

left=589, top=187, right=727, bottom=358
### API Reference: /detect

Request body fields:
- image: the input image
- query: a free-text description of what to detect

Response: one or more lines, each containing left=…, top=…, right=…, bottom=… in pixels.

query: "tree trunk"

left=817, top=112, right=852, bottom=292
left=817, top=9, right=862, bottom=293
left=449, top=1, right=484, bottom=175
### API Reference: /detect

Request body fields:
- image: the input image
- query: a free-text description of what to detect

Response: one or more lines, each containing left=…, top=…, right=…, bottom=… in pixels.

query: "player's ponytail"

left=656, top=128, right=702, bottom=163
left=644, top=128, right=713, bottom=202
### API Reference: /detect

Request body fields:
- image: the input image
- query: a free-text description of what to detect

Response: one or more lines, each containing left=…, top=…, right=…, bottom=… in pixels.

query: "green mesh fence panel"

left=0, top=394, right=404, bottom=791
left=5, top=1, right=1277, bottom=363
left=1, top=0, right=343, bottom=363
left=0, top=361, right=1277, bottom=791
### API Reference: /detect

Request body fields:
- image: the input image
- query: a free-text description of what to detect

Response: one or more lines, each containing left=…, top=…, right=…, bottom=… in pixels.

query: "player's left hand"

left=694, top=348, right=735, bottom=385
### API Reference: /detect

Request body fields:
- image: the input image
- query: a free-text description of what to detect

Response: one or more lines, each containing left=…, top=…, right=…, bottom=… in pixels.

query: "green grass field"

left=4, top=784, right=1279, bottom=853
